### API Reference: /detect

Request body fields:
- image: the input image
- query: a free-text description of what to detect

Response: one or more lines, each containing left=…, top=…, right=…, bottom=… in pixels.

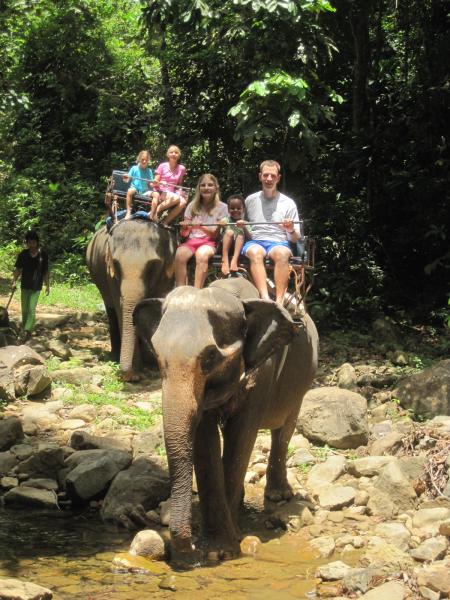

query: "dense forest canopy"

left=0, top=0, right=448, bottom=327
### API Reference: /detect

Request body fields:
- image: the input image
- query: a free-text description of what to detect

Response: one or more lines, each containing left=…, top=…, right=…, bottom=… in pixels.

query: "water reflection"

left=0, top=506, right=336, bottom=599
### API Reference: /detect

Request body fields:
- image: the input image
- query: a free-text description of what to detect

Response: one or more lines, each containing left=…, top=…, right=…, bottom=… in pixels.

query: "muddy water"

left=0, top=504, right=353, bottom=600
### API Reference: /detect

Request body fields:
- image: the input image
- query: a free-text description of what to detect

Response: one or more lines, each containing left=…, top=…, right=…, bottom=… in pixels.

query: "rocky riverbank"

left=0, top=298, right=449, bottom=599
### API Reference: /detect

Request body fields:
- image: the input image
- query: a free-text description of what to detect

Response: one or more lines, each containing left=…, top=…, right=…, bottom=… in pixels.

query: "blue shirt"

left=128, top=165, right=154, bottom=194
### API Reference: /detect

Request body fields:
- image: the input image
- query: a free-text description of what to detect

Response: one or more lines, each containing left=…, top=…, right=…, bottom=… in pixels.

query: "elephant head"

left=86, top=219, right=176, bottom=381
left=133, top=278, right=299, bottom=561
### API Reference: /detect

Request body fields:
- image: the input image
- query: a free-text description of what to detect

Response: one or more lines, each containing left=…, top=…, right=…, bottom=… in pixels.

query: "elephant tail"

left=105, top=241, right=115, bottom=278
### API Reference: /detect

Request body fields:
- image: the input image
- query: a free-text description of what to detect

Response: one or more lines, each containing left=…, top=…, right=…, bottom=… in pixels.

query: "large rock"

left=14, top=364, right=51, bottom=397
left=0, top=417, right=24, bottom=451
left=0, top=345, right=45, bottom=370
left=15, top=445, right=65, bottom=479
left=3, top=486, right=59, bottom=509
left=65, top=455, right=124, bottom=503
left=369, top=431, right=404, bottom=456
left=67, top=404, right=97, bottom=422
left=0, top=577, right=52, bottom=600
left=316, top=560, right=352, bottom=581
left=394, top=359, right=450, bottom=418
left=360, top=580, right=406, bottom=600
left=36, top=312, right=70, bottom=328
left=317, top=485, right=356, bottom=510
left=0, top=363, right=15, bottom=402
left=65, top=448, right=132, bottom=472
left=47, top=339, right=71, bottom=360
left=0, top=451, right=19, bottom=475
left=49, top=367, right=96, bottom=386
left=268, top=495, right=315, bottom=529
left=348, top=456, right=394, bottom=477
left=372, top=316, right=400, bottom=347
left=298, top=387, right=368, bottom=449
left=0, top=345, right=51, bottom=397
left=373, top=461, right=417, bottom=513
left=21, top=478, right=58, bottom=491
left=362, top=538, right=413, bottom=570
left=101, top=457, right=170, bottom=527
left=374, top=522, right=411, bottom=551
left=412, top=507, right=450, bottom=535
left=306, top=455, right=347, bottom=494
left=415, top=561, right=450, bottom=595
left=366, top=487, right=396, bottom=518
left=129, top=529, right=166, bottom=560
left=336, top=363, right=357, bottom=389
left=410, top=536, right=448, bottom=562
left=70, top=430, right=131, bottom=453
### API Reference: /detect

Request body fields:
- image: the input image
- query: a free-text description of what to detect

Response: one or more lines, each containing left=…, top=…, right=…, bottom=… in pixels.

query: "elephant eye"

left=201, top=345, right=221, bottom=372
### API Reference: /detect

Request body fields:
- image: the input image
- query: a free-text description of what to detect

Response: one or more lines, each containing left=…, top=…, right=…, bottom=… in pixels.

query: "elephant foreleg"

left=222, top=408, right=260, bottom=524
left=265, top=410, right=298, bottom=502
left=193, top=413, right=240, bottom=558
left=106, top=306, right=121, bottom=362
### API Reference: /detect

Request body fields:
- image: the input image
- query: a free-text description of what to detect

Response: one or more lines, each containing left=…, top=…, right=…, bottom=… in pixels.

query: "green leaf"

left=288, top=110, right=301, bottom=127
left=248, top=80, right=269, bottom=96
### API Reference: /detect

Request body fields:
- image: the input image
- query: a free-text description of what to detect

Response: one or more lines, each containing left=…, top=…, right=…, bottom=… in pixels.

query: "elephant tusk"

left=276, top=345, right=289, bottom=381
left=240, top=344, right=289, bottom=385
left=219, top=340, right=242, bottom=359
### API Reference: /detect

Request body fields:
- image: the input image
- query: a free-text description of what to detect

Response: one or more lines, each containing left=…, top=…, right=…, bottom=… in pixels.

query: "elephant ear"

left=133, top=298, right=163, bottom=353
left=242, top=299, right=297, bottom=371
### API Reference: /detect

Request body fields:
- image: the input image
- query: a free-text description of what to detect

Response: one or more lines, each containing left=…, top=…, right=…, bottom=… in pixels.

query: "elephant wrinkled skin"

left=86, top=219, right=176, bottom=381
left=133, top=277, right=318, bottom=566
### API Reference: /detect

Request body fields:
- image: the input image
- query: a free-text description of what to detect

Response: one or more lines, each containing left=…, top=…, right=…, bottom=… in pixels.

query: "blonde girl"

left=150, top=145, right=187, bottom=225
left=175, top=174, right=228, bottom=288
left=124, top=150, right=154, bottom=220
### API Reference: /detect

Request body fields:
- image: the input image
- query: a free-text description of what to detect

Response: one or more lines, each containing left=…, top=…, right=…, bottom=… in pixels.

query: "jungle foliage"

left=0, top=0, right=448, bottom=327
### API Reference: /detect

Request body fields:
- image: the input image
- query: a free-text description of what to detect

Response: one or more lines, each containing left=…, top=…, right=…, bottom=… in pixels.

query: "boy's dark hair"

left=226, top=193, right=244, bottom=206
left=25, top=230, right=39, bottom=243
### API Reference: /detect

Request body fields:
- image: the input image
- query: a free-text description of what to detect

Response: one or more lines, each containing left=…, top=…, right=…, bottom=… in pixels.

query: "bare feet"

left=230, top=257, right=239, bottom=272
left=221, top=260, right=230, bottom=277
left=124, top=212, right=132, bottom=221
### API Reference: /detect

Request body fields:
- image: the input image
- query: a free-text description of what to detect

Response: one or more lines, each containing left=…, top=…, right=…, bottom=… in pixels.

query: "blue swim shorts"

left=242, top=239, right=291, bottom=256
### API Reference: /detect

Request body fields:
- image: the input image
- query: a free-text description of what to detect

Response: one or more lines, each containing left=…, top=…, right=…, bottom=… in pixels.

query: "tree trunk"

left=349, top=1, right=373, bottom=133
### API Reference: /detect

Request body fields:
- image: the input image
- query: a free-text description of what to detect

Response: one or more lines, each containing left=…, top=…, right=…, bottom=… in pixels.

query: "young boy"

left=11, top=230, right=50, bottom=341
left=220, top=194, right=252, bottom=277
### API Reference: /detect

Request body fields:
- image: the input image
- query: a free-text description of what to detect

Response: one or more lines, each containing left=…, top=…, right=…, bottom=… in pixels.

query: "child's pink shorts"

left=179, top=237, right=217, bottom=254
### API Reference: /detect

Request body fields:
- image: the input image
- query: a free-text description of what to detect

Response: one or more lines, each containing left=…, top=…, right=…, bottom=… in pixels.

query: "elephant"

left=133, top=276, right=318, bottom=566
left=86, top=219, right=176, bottom=381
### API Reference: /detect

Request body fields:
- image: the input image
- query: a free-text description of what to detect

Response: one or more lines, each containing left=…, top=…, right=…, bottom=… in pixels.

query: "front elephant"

left=86, top=220, right=176, bottom=381
left=134, top=278, right=318, bottom=566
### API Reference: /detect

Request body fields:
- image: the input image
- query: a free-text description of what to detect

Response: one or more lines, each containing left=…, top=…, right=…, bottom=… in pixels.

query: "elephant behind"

left=133, top=277, right=318, bottom=566
left=86, top=219, right=176, bottom=381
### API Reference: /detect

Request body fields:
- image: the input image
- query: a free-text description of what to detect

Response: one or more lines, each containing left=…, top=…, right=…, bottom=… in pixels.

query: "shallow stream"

left=0, top=505, right=343, bottom=599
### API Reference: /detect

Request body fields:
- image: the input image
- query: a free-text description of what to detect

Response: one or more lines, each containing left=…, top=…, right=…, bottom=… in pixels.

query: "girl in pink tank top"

left=150, top=145, right=188, bottom=225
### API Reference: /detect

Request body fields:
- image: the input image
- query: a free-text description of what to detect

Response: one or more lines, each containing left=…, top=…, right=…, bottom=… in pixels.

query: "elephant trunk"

left=120, top=277, right=145, bottom=375
left=162, top=376, right=202, bottom=559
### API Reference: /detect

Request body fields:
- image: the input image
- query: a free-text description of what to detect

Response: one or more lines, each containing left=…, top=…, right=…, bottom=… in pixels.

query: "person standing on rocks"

left=11, top=230, right=50, bottom=341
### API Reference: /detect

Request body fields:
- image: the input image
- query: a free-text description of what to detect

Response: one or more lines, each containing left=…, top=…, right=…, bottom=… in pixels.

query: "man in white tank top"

left=241, top=160, right=301, bottom=304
